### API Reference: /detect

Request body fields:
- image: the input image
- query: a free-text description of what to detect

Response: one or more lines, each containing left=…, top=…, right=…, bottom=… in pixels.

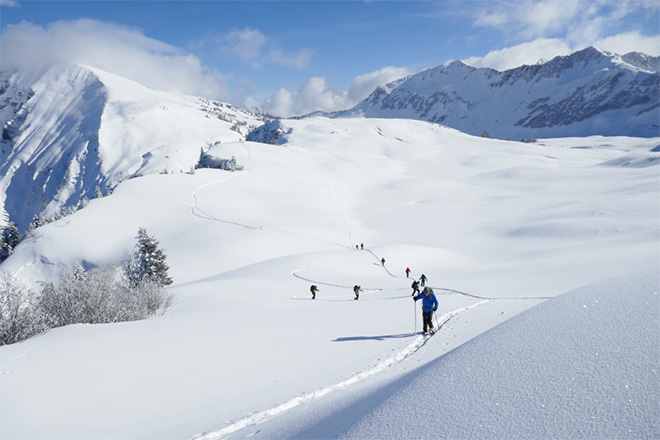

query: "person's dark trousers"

left=422, top=311, right=434, bottom=332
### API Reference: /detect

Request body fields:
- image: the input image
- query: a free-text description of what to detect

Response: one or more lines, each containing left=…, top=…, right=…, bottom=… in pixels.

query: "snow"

left=235, top=270, right=658, bottom=439
left=0, top=64, right=264, bottom=231
left=341, top=48, right=660, bottom=139
left=1, top=111, right=658, bottom=439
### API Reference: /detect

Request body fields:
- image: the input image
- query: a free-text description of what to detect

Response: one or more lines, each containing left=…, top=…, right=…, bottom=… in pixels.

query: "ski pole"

left=413, top=299, right=417, bottom=335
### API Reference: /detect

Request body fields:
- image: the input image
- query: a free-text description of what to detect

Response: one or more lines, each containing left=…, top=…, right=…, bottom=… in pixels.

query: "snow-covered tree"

left=39, top=263, right=104, bottom=327
left=125, top=228, right=173, bottom=289
left=227, top=156, right=237, bottom=171
left=28, top=214, right=46, bottom=231
left=39, top=261, right=173, bottom=331
left=0, top=222, right=21, bottom=262
left=0, top=272, right=45, bottom=345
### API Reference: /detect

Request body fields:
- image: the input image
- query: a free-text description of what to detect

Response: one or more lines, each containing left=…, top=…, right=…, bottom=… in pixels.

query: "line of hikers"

left=310, top=284, right=363, bottom=300
left=310, top=281, right=438, bottom=335
left=309, top=262, right=437, bottom=335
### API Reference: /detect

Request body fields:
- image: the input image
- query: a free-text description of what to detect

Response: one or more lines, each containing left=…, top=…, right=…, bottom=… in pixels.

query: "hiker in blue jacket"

left=413, top=287, right=438, bottom=335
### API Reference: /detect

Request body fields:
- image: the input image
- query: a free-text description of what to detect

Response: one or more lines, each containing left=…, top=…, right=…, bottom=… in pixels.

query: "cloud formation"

left=261, top=66, right=411, bottom=118
left=211, top=27, right=313, bottom=69
left=594, top=31, right=660, bottom=57
left=466, top=0, right=659, bottom=71
left=473, top=0, right=659, bottom=50
left=0, top=19, right=229, bottom=99
left=464, top=39, right=573, bottom=71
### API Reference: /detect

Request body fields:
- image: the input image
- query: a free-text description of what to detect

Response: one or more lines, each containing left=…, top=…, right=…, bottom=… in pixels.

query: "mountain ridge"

left=325, top=47, right=659, bottom=139
left=0, top=63, right=266, bottom=232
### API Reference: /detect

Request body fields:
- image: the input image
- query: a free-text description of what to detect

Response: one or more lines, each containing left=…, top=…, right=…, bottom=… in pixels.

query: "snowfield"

left=1, top=115, right=658, bottom=439
left=229, top=270, right=659, bottom=439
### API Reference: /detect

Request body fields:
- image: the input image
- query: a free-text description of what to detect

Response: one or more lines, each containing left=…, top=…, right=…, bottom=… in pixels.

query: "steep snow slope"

left=0, top=64, right=265, bottom=231
left=1, top=117, right=658, bottom=439
left=333, top=47, right=660, bottom=139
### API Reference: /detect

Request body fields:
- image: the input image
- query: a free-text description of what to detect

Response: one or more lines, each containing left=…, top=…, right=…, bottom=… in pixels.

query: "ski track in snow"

left=190, top=143, right=262, bottom=231
left=324, top=151, right=354, bottom=248
left=187, top=146, right=552, bottom=439
left=191, top=299, right=490, bottom=440
left=291, top=269, right=382, bottom=294
left=190, top=144, right=354, bottom=250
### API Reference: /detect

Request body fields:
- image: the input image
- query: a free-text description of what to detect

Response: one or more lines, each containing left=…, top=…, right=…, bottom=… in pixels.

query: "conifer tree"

left=126, top=228, right=173, bottom=288
left=0, top=223, right=21, bottom=262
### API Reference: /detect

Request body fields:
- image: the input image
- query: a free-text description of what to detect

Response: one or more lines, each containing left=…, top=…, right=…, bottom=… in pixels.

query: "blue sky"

left=1, top=0, right=658, bottom=116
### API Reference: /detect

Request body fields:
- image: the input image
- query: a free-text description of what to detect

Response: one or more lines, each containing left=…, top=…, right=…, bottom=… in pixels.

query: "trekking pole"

left=413, top=299, right=417, bottom=335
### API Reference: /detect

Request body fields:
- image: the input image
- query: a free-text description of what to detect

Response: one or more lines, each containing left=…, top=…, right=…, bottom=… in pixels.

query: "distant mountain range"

left=322, top=47, right=659, bottom=139
left=0, top=47, right=658, bottom=232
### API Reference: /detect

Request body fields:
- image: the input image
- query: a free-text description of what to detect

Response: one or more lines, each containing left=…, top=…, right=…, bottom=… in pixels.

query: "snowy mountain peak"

left=0, top=63, right=266, bottom=231
left=333, top=47, right=659, bottom=139
left=620, top=51, right=660, bottom=73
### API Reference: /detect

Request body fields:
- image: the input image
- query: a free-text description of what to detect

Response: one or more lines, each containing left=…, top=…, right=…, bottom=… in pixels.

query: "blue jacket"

left=414, top=292, right=438, bottom=313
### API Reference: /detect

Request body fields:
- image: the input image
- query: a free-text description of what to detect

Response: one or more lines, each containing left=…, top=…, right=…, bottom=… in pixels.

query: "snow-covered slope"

left=332, top=47, right=660, bottom=139
left=1, top=117, right=658, bottom=439
left=227, top=270, right=659, bottom=439
left=0, top=63, right=266, bottom=231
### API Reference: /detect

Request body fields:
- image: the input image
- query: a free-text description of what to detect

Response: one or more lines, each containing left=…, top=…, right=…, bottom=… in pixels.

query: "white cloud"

left=522, top=0, right=581, bottom=38
left=267, top=48, right=313, bottom=70
left=474, top=0, right=580, bottom=38
left=260, top=66, right=411, bottom=118
left=0, top=19, right=229, bottom=99
left=474, top=11, right=508, bottom=28
left=219, top=28, right=268, bottom=68
left=472, top=0, right=659, bottom=45
left=464, top=32, right=660, bottom=73
left=464, top=39, right=573, bottom=71
left=261, top=77, right=344, bottom=117
left=262, top=88, right=295, bottom=117
left=594, top=31, right=660, bottom=56
left=466, top=1, right=660, bottom=70
left=347, top=66, right=411, bottom=102
left=214, top=27, right=313, bottom=70
left=0, top=0, right=19, bottom=7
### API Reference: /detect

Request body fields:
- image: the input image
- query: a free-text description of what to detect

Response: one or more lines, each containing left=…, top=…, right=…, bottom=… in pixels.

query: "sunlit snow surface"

left=224, top=271, right=659, bottom=439
left=1, top=115, right=658, bottom=439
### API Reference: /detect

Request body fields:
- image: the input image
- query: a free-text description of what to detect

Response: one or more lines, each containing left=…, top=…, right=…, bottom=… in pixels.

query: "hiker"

left=353, top=284, right=362, bottom=300
left=405, top=267, right=411, bottom=278
left=381, top=257, right=386, bottom=266
left=356, top=245, right=359, bottom=250
left=413, top=287, right=438, bottom=335
left=419, top=274, right=427, bottom=287
left=411, top=279, right=420, bottom=296
left=310, top=285, right=319, bottom=300
left=360, top=243, right=364, bottom=250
